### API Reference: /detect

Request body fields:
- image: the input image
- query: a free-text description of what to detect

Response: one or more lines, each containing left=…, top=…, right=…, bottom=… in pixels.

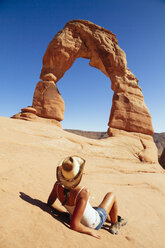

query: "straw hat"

left=56, top=156, right=85, bottom=189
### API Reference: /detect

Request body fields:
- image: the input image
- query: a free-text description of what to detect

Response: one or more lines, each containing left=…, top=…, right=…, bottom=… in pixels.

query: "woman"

left=47, top=156, right=126, bottom=239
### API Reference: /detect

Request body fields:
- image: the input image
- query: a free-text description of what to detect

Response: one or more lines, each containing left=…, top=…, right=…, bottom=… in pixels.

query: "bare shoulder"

left=78, top=186, right=90, bottom=199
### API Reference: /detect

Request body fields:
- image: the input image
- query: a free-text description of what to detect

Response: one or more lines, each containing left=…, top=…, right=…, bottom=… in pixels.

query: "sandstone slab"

left=0, top=117, right=164, bottom=248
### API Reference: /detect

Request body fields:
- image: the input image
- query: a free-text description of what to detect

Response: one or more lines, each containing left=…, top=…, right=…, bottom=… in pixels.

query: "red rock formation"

left=13, top=20, right=153, bottom=134
left=38, top=19, right=153, bottom=135
left=12, top=20, right=157, bottom=163
left=32, top=81, right=64, bottom=121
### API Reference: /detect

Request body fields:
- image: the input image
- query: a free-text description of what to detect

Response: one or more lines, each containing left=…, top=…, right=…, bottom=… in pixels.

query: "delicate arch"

left=32, top=20, right=153, bottom=135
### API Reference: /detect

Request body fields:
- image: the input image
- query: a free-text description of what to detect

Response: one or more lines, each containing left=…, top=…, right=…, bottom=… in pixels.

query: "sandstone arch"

left=32, top=20, right=153, bottom=135
left=11, top=20, right=159, bottom=163
left=13, top=20, right=154, bottom=136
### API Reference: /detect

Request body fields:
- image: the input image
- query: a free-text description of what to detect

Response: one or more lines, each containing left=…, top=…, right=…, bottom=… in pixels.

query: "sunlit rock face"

left=32, top=81, right=64, bottom=121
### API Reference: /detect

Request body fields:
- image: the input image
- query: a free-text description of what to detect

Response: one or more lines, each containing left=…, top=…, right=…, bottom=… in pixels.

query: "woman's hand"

left=70, top=188, right=101, bottom=239
left=90, top=229, right=101, bottom=239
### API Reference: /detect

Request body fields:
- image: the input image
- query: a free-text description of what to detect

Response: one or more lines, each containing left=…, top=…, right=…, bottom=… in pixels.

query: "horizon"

left=1, top=0, right=165, bottom=133
left=64, top=128, right=165, bottom=134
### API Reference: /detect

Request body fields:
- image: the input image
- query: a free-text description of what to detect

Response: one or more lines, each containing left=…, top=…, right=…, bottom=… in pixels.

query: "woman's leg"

left=98, top=192, right=118, bottom=224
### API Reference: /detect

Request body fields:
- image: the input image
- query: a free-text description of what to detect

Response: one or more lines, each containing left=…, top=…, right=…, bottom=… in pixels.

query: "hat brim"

left=56, top=156, right=85, bottom=189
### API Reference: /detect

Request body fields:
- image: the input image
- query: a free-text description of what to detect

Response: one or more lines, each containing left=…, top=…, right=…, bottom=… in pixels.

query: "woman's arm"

left=70, top=189, right=101, bottom=239
left=47, top=182, right=58, bottom=206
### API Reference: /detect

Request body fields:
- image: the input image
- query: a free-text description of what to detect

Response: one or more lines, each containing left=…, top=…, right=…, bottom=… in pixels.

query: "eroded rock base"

left=11, top=107, right=61, bottom=127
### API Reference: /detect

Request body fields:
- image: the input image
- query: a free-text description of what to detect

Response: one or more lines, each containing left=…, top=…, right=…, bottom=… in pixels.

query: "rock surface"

left=0, top=117, right=164, bottom=248
left=41, top=73, right=57, bottom=82
left=21, top=106, right=37, bottom=114
left=32, top=81, right=65, bottom=121
left=12, top=111, right=62, bottom=127
left=65, top=129, right=165, bottom=167
left=39, top=19, right=153, bottom=135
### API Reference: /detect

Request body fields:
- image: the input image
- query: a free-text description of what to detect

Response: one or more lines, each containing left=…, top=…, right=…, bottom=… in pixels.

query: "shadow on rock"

left=19, top=192, right=70, bottom=228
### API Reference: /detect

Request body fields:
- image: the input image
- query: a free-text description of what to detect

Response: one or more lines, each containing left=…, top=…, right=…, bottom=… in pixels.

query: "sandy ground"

left=0, top=116, right=165, bottom=248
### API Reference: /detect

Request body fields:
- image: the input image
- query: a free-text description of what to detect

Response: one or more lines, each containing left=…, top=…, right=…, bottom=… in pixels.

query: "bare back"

left=55, top=182, right=88, bottom=206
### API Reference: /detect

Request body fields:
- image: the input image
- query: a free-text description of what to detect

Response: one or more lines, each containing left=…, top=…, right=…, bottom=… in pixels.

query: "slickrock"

left=0, top=117, right=164, bottom=248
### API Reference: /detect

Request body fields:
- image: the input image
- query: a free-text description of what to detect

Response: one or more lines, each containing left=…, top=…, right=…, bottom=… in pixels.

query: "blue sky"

left=0, top=0, right=165, bottom=132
